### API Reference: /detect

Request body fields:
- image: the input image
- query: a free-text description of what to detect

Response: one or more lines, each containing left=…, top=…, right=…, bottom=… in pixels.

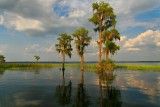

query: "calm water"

left=0, top=67, right=160, bottom=107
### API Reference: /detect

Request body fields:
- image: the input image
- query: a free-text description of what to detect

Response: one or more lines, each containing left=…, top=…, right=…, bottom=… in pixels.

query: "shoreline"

left=0, top=63, right=160, bottom=71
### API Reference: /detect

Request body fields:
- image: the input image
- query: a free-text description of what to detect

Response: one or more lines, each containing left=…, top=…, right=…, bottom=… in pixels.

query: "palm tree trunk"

left=62, top=53, right=65, bottom=70
left=106, top=51, right=109, bottom=61
left=80, top=55, right=84, bottom=71
left=98, top=20, right=102, bottom=70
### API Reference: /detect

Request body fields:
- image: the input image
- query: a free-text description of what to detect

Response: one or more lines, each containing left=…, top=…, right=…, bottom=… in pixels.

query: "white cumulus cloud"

left=69, top=10, right=85, bottom=18
left=0, top=15, right=4, bottom=24
left=124, top=30, right=160, bottom=51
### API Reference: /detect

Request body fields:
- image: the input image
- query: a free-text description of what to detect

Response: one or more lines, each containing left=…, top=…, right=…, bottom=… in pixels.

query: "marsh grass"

left=0, top=63, right=160, bottom=71
left=0, top=63, right=80, bottom=69
left=116, top=64, right=160, bottom=71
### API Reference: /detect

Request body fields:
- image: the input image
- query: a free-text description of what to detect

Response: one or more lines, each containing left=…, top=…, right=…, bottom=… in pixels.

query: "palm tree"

left=103, top=41, right=120, bottom=61
left=89, top=1, right=117, bottom=70
left=0, top=55, right=5, bottom=63
left=72, top=27, right=92, bottom=71
left=102, top=28, right=120, bottom=60
left=55, top=33, right=73, bottom=70
left=34, top=55, right=40, bottom=62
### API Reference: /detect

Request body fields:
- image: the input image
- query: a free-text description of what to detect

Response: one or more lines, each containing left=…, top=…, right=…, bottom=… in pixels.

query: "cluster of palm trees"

left=88, top=1, right=120, bottom=70
left=0, top=1, right=120, bottom=71
left=55, top=1, right=120, bottom=71
left=55, top=27, right=91, bottom=71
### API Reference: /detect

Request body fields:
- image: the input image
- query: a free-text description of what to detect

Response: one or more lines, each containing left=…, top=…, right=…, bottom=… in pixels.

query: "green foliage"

left=72, top=27, right=92, bottom=56
left=103, top=41, right=120, bottom=55
left=34, top=55, right=40, bottom=62
left=0, top=55, right=5, bottom=63
left=55, top=33, right=73, bottom=58
left=101, top=59, right=116, bottom=71
left=88, top=1, right=116, bottom=32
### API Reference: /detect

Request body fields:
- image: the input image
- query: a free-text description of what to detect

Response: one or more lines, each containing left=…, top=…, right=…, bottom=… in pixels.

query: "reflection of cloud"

left=123, top=73, right=158, bottom=97
left=114, top=70, right=160, bottom=105
left=15, top=99, right=42, bottom=106
left=13, top=92, right=42, bottom=106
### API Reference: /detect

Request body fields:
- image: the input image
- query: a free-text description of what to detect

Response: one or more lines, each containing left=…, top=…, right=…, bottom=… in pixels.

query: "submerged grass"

left=0, top=63, right=160, bottom=71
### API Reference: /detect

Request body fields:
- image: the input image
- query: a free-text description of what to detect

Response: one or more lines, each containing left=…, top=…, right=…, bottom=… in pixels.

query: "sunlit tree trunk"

left=98, top=20, right=102, bottom=70
left=106, top=51, right=109, bottom=61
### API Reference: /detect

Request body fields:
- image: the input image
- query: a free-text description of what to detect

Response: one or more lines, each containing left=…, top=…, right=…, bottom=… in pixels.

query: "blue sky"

left=0, top=0, right=160, bottom=62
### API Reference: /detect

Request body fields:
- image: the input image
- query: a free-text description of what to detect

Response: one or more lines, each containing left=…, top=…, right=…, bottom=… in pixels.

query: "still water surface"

left=0, top=67, right=160, bottom=107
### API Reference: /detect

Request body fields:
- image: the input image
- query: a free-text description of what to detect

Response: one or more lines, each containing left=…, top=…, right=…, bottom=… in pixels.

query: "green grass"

left=0, top=63, right=80, bottom=69
left=0, top=63, right=160, bottom=71
left=116, top=64, right=160, bottom=71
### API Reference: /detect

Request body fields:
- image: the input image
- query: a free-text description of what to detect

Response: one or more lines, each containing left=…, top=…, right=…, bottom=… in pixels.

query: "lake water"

left=0, top=67, right=160, bottom=107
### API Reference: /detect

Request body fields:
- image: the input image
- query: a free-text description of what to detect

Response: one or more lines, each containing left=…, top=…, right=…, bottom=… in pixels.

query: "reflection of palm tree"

left=55, top=69, right=72, bottom=106
left=98, top=70, right=122, bottom=107
left=72, top=71, right=90, bottom=107
left=33, top=67, right=40, bottom=74
left=0, top=69, right=5, bottom=75
left=102, top=86, right=121, bottom=107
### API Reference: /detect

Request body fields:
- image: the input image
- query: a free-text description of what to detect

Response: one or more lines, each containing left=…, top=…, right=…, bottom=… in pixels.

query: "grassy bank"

left=116, top=64, right=160, bottom=71
left=0, top=63, right=80, bottom=69
left=0, top=63, right=160, bottom=71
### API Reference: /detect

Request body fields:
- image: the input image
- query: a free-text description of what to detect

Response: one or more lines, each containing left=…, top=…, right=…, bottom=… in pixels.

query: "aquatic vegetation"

left=116, top=64, right=160, bottom=71
left=0, top=63, right=160, bottom=71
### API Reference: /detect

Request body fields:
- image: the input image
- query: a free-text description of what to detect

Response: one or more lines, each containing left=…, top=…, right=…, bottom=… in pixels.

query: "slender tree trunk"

left=98, top=20, right=102, bottom=70
left=106, top=51, right=109, bottom=61
left=62, top=53, right=65, bottom=70
left=80, top=55, right=84, bottom=71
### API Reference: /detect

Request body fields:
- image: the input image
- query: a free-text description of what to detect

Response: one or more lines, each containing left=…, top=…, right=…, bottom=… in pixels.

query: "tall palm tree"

left=55, top=33, right=73, bottom=70
left=34, top=55, right=40, bottom=62
left=72, top=27, right=91, bottom=71
left=88, top=1, right=117, bottom=70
